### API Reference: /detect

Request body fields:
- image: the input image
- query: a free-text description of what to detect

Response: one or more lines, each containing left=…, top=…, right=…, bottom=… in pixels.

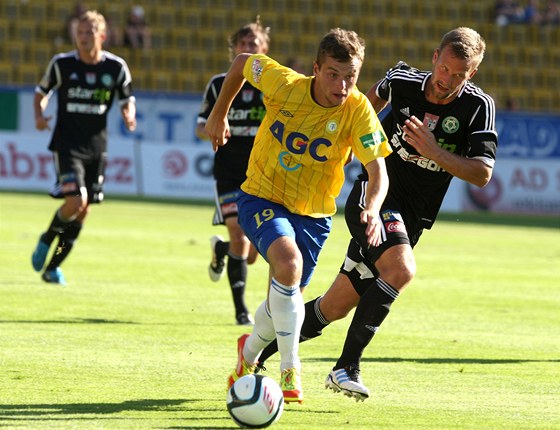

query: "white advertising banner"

left=3, top=131, right=558, bottom=215
left=0, top=133, right=54, bottom=190
left=4, top=89, right=560, bottom=215
left=0, top=132, right=138, bottom=196
left=138, top=143, right=214, bottom=199
left=461, top=112, right=560, bottom=216
left=463, top=159, right=560, bottom=215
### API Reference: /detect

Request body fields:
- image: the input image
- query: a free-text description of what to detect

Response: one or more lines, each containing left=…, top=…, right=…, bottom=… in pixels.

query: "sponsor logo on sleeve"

left=251, top=59, right=263, bottom=84
left=360, top=130, right=386, bottom=148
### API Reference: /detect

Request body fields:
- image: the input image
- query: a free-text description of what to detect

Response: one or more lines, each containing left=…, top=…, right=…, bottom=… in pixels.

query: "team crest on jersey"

left=442, top=116, right=459, bottom=134
left=86, top=72, right=96, bottom=85
left=423, top=113, right=439, bottom=131
left=326, top=120, right=338, bottom=133
left=101, top=74, right=113, bottom=87
left=241, top=90, right=254, bottom=103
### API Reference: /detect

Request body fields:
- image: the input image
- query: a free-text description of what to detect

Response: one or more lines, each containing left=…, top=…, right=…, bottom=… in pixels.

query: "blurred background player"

left=66, top=2, right=88, bottom=44
left=31, top=10, right=137, bottom=285
left=196, top=17, right=270, bottom=325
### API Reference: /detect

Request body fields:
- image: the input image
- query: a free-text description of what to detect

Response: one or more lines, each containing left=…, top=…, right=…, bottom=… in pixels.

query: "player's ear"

left=432, top=49, right=440, bottom=65
left=313, top=61, right=319, bottom=76
left=468, top=68, right=478, bottom=80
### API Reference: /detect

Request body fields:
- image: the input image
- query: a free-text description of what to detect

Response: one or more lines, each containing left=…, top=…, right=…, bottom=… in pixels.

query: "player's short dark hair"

left=228, top=16, right=270, bottom=61
left=315, top=28, right=365, bottom=67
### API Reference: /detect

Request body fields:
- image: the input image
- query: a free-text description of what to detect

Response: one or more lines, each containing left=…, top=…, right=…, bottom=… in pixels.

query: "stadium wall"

left=1, top=88, right=559, bottom=216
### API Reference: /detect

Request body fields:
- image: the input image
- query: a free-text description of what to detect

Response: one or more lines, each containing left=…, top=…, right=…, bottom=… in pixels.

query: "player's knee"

left=273, top=256, right=302, bottom=285
left=64, top=197, right=87, bottom=219
left=247, top=246, right=259, bottom=265
left=228, top=226, right=248, bottom=246
left=404, top=253, right=417, bottom=283
left=377, top=246, right=416, bottom=291
left=386, top=262, right=415, bottom=290
left=268, top=241, right=303, bottom=285
left=400, top=263, right=416, bottom=286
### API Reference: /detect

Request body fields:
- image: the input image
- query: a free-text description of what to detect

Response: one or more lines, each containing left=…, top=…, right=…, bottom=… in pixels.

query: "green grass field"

left=1, top=191, right=559, bottom=429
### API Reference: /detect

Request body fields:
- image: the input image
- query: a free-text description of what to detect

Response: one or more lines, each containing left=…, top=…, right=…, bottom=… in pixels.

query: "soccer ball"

left=227, top=374, right=284, bottom=428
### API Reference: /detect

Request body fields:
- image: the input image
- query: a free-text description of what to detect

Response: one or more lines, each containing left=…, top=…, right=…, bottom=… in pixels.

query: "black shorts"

left=212, top=178, right=245, bottom=226
left=50, top=152, right=106, bottom=204
left=339, top=179, right=423, bottom=296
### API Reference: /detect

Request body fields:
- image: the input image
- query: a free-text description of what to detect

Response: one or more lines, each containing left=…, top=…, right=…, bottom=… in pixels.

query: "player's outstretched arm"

left=206, top=53, right=251, bottom=151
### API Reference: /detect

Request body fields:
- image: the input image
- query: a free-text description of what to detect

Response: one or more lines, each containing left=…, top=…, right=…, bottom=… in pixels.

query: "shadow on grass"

left=165, top=426, right=234, bottom=430
left=0, top=399, right=239, bottom=429
left=0, top=398, right=188, bottom=418
left=310, top=356, right=560, bottom=364
left=0, top=318, right=139, bottom=324
left=166, top=404, right=337, bottom=430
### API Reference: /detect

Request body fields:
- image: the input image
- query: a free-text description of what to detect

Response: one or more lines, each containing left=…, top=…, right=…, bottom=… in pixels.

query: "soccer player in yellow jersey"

left=205, top=28, right=392, bottom=403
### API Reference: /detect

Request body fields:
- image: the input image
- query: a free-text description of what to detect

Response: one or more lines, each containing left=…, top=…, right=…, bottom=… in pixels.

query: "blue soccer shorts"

left=237, top=190, right=332, bottom=287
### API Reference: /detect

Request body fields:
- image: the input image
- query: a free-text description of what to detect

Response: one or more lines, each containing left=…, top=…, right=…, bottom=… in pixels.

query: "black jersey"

left=36, top=50, right=134, bottom=159
left=362, top=61, right=498, bottom=229
left=198, top=73, right=265, bottom=183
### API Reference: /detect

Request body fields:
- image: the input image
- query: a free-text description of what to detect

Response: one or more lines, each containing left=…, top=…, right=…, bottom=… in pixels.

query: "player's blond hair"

left=439, top=27, right=486, bottom=69
left=315, top=28, right=365, bottom=67
left=79, top=10, right=107, bottom=37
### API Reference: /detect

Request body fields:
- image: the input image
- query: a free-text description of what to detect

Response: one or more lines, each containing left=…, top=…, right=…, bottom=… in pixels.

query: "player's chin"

left=332, top=94, right=347, bottom=106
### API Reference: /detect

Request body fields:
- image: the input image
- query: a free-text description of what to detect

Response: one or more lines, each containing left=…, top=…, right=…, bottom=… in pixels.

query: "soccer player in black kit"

left=31, top=10, right=136, bottom=285
left=196, top=18, right=270, bottom=325
left=254, top=27, right=498, bottom=401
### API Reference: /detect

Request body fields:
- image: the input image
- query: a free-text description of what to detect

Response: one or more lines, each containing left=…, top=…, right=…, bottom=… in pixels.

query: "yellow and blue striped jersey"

left=241, top=54, right=392, bottom=217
